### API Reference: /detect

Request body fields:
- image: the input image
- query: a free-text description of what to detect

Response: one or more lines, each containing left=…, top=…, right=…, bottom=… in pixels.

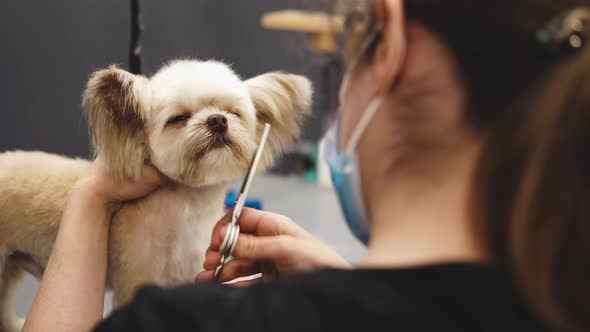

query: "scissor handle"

left=214, top=223, right=240, bottom=282
left=231, top=193, right=246, bottom=226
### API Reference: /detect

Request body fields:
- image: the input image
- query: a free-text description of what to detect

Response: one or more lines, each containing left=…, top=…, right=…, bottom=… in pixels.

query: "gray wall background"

left=0, top=0, right=334, bottom=157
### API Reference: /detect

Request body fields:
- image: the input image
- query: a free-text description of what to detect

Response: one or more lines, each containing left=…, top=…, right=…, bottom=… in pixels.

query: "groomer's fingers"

left=84, top=158, right=165, bottom=203
left=195, top=270, right=214, bottom=283
left=209, top=208, right=304, bottom=250
left=195, top=260, right=260, bottom=283
left=216, top=259, right=260, bottom=283
left=230, top=232, right=295, bottom=262
left=203, top=247, right=222, bottom=270
left=110, top=164, right=165, bottom=201
left=205, top=229, right=294, bottom=271
left=208, top=212, right=232, bottom=250
left=238, top=208, right=304, bottom=235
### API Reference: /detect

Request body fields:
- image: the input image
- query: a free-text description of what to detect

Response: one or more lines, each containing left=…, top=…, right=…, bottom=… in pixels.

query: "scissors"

left=214, top=123, right=271, bottom=282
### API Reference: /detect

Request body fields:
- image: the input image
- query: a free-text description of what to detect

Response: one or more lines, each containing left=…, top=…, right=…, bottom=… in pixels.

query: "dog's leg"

left=0, top=255, right=25, bottom=332
left=110, top=284, right=135, bottom=310
left=110, top=270, right=155, bottom=310
left=109, top=258, right=189, bottom=309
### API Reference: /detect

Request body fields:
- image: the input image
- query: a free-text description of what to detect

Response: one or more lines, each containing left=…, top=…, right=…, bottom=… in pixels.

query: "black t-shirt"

left=94, top=264, right=546, bottom=331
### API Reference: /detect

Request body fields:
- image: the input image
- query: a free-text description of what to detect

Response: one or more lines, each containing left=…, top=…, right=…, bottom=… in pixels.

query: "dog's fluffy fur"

left=0, top=60, right=312, bottom=332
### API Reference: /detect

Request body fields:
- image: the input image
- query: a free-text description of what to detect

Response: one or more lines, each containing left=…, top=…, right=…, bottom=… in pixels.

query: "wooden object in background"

left=261, top=10, right=344, bottom=53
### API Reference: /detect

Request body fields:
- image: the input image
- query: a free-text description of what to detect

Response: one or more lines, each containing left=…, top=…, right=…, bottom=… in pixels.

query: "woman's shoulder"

left=95, top=264, right=546, bottom=332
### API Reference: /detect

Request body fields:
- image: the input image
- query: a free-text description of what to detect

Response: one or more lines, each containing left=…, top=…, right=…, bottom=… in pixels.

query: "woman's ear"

left=373, top=0, right=406, bottom=95
left=83, top=65, right=152, bottom=181
left=245, top=72, right=313, bottom=166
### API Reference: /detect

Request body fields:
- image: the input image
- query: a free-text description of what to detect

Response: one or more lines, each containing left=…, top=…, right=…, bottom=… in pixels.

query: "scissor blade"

left=233, top=123, right=271, bottom=220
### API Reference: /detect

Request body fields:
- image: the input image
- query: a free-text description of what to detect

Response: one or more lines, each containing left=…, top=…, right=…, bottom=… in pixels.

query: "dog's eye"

left=167, top=114, right=190, bottom=125
left=226, top=109, right=241, bottom=118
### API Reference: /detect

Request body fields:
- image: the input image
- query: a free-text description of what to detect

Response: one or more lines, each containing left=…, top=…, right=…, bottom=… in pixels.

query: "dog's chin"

left=181, top=143, right=253, bottom=188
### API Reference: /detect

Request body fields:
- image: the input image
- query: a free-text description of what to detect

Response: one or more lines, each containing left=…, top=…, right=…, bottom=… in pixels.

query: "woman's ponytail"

left=509, top=45, right=590, bottom=331
left=471, top=25, right=589, bottom=330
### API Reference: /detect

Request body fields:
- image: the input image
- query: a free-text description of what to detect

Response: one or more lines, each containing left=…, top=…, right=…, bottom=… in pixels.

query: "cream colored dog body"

left=0, top=60, right=311, bottom=332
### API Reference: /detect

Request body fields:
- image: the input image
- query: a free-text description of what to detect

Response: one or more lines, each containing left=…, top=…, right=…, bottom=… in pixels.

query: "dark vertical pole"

left=130, top=0, right=143, bottom=74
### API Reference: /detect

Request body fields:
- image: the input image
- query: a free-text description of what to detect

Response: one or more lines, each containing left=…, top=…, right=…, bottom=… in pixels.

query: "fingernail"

left=195, top=271, right=213, bottom=283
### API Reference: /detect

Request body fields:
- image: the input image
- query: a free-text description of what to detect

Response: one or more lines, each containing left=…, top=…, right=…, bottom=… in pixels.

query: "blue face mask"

left=321, top=97, right=385, bottom=245
left=320, top=0, right=406, bottom=245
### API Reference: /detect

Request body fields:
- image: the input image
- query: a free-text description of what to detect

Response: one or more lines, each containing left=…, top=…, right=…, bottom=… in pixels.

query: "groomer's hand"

left=196, top=208, right=351, bottom=284
left=73, top=157, right=164, bottom=212
left=24, top=159, right=164, bottom=332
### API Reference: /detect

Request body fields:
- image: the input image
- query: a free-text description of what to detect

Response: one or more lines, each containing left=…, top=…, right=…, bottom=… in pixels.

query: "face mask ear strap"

left=345, top=96, right=384, bottom=154
left=340, top=1, right=406, bottom=153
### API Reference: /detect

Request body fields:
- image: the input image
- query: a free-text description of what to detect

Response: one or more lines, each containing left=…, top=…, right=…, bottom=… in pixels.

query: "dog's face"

left=83, top=60, right=312, bottom=186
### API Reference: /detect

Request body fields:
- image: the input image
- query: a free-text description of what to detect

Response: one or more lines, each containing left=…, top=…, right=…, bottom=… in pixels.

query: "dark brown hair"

left=508, top=49, right=590, bottom=331
left=339, top=0, right=590, bottom=330
left=405, top=1, right=590, bottom=331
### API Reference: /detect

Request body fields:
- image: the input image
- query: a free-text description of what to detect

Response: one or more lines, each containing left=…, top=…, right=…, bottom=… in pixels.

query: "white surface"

left=14, top=175, right=365, bottom=317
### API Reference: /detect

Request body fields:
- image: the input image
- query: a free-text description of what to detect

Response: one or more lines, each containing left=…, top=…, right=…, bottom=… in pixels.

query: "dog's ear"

left=246, top=72, right=313, bottom=166
left=83, top=65, right=151, bottom=180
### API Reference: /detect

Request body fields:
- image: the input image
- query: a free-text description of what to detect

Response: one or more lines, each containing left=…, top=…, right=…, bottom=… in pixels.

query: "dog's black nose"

left=206, top=114, right=228, bottom=133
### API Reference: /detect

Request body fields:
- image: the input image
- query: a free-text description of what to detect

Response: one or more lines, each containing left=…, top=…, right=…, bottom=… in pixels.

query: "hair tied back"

left=537, top=7, right=590, bottom=55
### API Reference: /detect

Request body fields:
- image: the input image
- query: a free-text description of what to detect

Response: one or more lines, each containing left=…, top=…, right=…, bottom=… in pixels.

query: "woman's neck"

left=360, top=142, right=488, bottom=269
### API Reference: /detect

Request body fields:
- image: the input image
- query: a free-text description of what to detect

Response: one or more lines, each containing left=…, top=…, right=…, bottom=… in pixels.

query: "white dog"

left=0, top=60, right=312, bottom=332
